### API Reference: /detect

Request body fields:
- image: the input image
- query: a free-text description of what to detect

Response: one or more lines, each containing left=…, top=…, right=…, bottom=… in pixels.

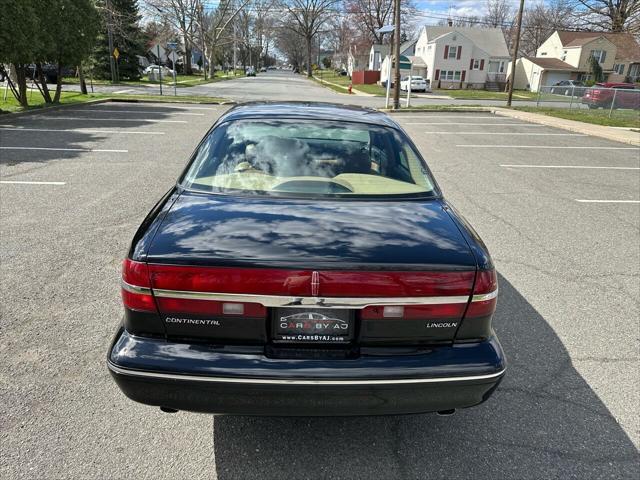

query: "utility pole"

left=507, top=0, right=525, bottom=107
left=106, top=0, right=117, bottom=83
left=392, top=0, right=401, bottom=110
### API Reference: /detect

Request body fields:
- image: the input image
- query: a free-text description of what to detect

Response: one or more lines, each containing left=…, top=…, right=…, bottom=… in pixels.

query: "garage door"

left=543, top=71, right=571, bottom=88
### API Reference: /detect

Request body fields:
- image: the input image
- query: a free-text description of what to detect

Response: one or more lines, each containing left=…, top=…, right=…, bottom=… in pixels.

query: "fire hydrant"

left=348, top=83, right=353, bottom=94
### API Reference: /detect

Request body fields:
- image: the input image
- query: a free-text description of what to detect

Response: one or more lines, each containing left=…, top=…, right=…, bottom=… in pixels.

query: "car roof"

left=217, top=102, right=402, bottom=130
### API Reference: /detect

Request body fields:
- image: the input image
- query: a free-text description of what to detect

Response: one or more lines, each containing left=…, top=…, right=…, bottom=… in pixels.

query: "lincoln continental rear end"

left=108, top=102, right=505, bottom=416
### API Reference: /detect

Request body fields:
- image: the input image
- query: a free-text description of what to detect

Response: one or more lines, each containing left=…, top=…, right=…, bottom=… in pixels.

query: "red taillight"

left=361, top=304, right=467, bottom=320
left=465, top=269, right=498, bottom=318
left=121, top=259, right=157, bottom=313
left=155, top=297, right=266, bottom=317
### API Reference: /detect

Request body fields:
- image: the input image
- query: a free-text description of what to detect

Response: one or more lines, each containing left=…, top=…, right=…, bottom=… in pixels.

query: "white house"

left=512, top=30, right=640, bottom=91
left=379, top=55, right=428, bottom=85
left=414, top=26, right=510, bottom=89
left=368, top=44, right=389, bottom=71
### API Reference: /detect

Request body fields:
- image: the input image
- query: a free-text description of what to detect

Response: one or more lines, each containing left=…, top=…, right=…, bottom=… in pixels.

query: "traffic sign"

left=168, top=51, right=178, bottom=63
left=113, top=47, right=120, bottom=60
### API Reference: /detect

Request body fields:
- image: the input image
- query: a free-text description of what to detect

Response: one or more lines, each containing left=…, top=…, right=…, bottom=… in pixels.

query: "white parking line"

left=67, top=108, right=205, bottom=116
left=0, top=180, right=65, bottom=185
left=407, top=122, right=544, bottom=126
left=0, top=147, right=128, bottom=153
left=0, top=127, right=165, bottom=135
left=98, top=104, right=220, bottom=111
left=425, top=132, right=586, bottom=136
left=458, top=145, right=638, bottom=150
left=576, top=199, right=640, bottom=203
left=30, top=116, right=187, bottom=123
left=395, top=115, right=499, bottom=119
left=113, top=89, right=136, bottom=94
left=501, top=164, right=640, bottom=170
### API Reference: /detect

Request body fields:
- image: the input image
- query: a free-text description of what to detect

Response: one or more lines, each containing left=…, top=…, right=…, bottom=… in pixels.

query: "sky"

left=413, top=0, right=523, bottom=23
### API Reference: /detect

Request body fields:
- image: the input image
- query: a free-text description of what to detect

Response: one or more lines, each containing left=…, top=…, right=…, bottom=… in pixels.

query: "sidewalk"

left=492, top=107, right=640, bottom=146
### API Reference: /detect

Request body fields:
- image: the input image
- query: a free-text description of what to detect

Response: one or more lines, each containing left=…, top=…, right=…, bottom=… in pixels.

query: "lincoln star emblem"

left=311, top=271, right=320, bottom=296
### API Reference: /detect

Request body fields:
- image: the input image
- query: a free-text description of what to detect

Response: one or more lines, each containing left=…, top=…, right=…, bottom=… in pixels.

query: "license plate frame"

left=271, top=308, right=355, bottom=344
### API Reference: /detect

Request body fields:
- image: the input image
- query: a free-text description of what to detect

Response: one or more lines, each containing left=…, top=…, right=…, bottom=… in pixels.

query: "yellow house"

left=512, top=30, right=640, bottom=91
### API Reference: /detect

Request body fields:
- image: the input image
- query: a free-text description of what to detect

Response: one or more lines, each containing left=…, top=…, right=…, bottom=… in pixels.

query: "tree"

left=0, top=0, right=40, bottom=107
left=484, top=0, right=512, bottom=28
left=345, top=0, right=415, bottom=44
left=282, top=0, right=341, bottom=77
left=519, top=0, right=575, bottom=56
left=33, top=0, right=100, bottom=103
left=588, top=53, right=603, bottom=81
left=92, top=0, right=146, bottom=80
left=574, top=0, right=640, bottom=32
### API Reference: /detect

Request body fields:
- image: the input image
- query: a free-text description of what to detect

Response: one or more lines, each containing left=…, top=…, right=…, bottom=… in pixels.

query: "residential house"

left=368, top=44, right=389, bottom=71
left=512, top=30, right=640, bottom=91
left=378, top=40, right=426, bottom=84
left=347, top=48, right=369, bottom=77
left=414, top=26, right=510, bottom=90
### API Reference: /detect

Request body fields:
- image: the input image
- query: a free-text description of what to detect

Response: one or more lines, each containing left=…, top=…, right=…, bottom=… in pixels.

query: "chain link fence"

left=535, top=85, right=640, bottom=122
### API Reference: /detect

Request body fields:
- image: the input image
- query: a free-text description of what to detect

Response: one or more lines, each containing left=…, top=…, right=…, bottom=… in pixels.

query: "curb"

left=0, top=97, right=234, bottom=118
left=491, top=107, right=640, bottom=146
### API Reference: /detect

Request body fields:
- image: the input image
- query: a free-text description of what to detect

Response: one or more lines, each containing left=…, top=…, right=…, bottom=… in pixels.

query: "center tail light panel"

left=121, top=259, right=498, bottom=345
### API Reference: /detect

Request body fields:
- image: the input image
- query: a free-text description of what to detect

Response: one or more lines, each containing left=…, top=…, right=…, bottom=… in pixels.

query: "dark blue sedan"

left=108, top=102, right=506, bottom=416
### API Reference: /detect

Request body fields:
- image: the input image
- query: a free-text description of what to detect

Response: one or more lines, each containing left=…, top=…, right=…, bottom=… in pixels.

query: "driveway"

left=0, top=104, right=638, bottom=479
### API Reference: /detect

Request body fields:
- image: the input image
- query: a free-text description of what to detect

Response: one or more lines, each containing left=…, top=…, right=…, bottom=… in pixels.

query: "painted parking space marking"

left=406, top=122, right=545, bottom=126
left=29, top=116, right=188, bottom=124
left=457, top=145, right=638, bottom=150
left=0, top=127, right=165, bottom=135
left=501, top=164, right=640, bottom=170
left=0, top=146, right=128, bottom=153
left=425, top=132, right=586, bottom=136
left=0, top=180, right=66, bottom=185
left=575, top=199, right=640, bottom=203
left=95, top=104, right=221, bottom=111
left=66, top=108, right=205, bottom=116
left=394, top=115, right=501, bottom=119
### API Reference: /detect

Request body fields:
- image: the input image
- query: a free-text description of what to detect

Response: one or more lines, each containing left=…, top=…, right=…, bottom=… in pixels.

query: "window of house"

left=499, top=61, right=505, bottom=73
left=590, top=50, right=606, bottom=63
left=540, top=52, right=547, bottom=56
left=448, top=46, right=458, bottom=59
left=561, top=50, right=567, bottom=61
left=613, top=63, right=625, bottom=74
left=442, top=70, right=462, bottom=81
left=472, top=59, right=480, bottom=70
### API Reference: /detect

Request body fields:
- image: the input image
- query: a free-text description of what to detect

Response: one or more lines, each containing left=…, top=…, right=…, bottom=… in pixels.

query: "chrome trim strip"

left=121, top=279, right=152, bottom=296
left=471, top=289, right=499, bottom=302
left=107, top=361, right=505, bottom=385
left=152, top=289, right=472, bottom=308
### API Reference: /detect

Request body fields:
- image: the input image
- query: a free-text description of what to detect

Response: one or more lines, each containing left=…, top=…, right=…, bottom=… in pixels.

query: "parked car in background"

left=144, top=65, right=175, bottom=78
left=550, top=80, right=586, bottom=96
left=246, top=66, right=256, bottom=76
left=26, top=64, right=74, bottom=84
left=581, top=82, right=640, bottom=109
left=259, top=67, right=267, bottom=72
left=108, top=102, right=506, bottom=416
left=400, top=76, right=430, bottom=93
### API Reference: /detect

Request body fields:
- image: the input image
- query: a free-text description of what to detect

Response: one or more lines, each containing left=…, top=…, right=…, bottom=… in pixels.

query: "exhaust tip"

left=160, top=406, right=178, bottom=413
left=436, top=409, right=456, bottom=416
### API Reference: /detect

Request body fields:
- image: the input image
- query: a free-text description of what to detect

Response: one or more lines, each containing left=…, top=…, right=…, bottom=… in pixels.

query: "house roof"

left=525, top=57, right=576, bottom=70
left=407, top=56, right=427, bottom=68
left=557, top=31, right=640, bottom=61
left=370, top=44, right=390, bottom=55
left=423, top=26, right=510, bottom=57
left=400, top=39, right=417, bottom=54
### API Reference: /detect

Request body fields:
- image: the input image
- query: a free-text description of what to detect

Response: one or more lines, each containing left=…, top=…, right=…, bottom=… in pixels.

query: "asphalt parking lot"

left=0, top=103, right=638, bottom=479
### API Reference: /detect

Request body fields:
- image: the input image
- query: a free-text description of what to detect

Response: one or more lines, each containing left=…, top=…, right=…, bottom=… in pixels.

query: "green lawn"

left=511, top=106, right=640, bottom=128
left=434, top=89, right=538, bottom=100
left=0, top=89, right=228, bottom=113
left=314, top=70, right=351, bottom=86
left=61, top=70, right=245, bottom=88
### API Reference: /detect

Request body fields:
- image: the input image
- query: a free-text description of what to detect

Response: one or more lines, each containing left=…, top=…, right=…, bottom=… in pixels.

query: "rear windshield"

left=180, top=119, right=436, bottom=198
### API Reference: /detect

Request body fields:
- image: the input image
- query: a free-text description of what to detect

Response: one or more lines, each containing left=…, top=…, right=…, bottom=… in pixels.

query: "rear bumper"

left=107, top=329, right=506, bottom=416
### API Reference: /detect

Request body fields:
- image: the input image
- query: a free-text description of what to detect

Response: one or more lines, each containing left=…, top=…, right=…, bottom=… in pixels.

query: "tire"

left=587, top=104, right=598, bottom=109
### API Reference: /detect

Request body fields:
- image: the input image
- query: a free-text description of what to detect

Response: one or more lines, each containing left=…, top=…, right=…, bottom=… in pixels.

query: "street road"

left=0, top=96, right=638, bottom=478
left=62, top=70, right=572, bottom=108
